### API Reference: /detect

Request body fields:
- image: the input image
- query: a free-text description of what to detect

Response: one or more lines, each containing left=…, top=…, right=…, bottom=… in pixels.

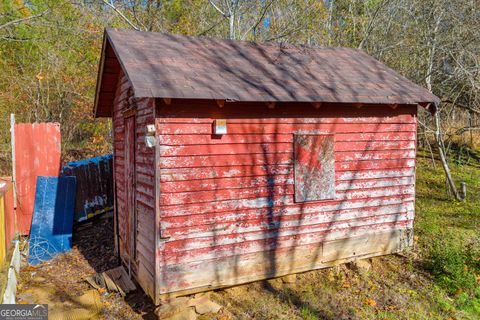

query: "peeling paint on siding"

left=150, top=102, right=418, bottom=300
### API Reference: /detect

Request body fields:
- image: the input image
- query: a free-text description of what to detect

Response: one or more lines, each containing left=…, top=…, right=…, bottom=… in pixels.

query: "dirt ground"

left=16, top=216, right=157, bottom=319
left=15, top=214, right=456, bottom=320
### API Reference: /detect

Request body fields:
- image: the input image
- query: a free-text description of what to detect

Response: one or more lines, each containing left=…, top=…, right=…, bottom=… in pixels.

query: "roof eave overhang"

left=93, top=28, right=441, bottom=117
left=93, top=31, right=108, bottom=118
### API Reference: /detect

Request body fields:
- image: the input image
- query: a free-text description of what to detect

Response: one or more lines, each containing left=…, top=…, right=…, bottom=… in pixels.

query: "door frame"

left=123, top=109, right=137, bottom=267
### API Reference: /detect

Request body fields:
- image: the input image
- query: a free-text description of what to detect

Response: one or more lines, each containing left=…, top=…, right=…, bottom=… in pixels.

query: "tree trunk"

left=425, top=10, right=463, bottom=201
left=434, top=112, right=464, bottom=201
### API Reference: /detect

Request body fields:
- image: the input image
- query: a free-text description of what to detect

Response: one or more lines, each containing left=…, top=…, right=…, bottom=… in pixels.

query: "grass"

left=415, top=152, right=480, bottom=317
left=211, top=152, right=480, bottom=319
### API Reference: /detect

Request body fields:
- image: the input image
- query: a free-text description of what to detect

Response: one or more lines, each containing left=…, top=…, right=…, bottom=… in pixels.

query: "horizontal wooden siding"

left=155, top=101, right=417, bottom=298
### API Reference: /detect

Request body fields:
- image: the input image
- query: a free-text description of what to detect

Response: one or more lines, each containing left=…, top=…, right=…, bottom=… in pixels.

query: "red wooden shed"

left=94, top=29, right=439, bottom=304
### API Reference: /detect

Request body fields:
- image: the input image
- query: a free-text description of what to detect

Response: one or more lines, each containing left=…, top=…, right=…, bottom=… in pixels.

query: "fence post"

left=460, top=181, right=467, bottom=202
left=10, top=114, right=16, bottom=209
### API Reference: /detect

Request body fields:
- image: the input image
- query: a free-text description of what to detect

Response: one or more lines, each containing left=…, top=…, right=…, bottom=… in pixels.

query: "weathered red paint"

left=106, top=67, right=423, bottom=303
left=92, top=29, right=444, bottom=304
left=14, top=123, right=61, bottom=235
left=160, top=175, right=414, bottom=195
left=294, top=134, right=335, bottom=201
left=156, top=122, right=416, bottom=135
left=124, top=114, right=136, bottom=259
left=159, top=142, right=416, bottom=157
left=147, top=102, right=418, bottom=298
left=108, top=91, right=422, bottom=302
left=161, top=200, right=415, bottom=232
left=112, top=72, right=156, bottom=298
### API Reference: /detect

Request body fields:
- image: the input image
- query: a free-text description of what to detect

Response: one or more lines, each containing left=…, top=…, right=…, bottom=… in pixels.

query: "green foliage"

left=0, top=0, right=478, bottom=171
left=416, top=155, right=480, bottom=318
left=426, top=238, right=477, bottom=294
left=0, top=0, right=112, bottom=170
left=300, top=305, right=318, bottom=320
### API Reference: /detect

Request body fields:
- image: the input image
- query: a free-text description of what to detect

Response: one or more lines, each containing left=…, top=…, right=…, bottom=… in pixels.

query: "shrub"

left=426, top=239, right=477, bottom=295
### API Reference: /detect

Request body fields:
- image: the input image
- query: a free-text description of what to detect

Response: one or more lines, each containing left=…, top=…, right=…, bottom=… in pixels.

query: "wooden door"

left=124, top=115, right=136, bottom=261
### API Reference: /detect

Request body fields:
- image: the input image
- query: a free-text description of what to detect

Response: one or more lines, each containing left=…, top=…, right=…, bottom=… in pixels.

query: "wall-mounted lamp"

left=213, top=119, right=227, bottom=135
left=145, top=124, right=156, bottom=148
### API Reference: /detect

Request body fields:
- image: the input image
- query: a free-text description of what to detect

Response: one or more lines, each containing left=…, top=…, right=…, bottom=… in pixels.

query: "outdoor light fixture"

left=145, top=124, right=156, bottom=148
left=146, top=124, right=155, bottom=134
left=213, top=119, right=227, bottom=135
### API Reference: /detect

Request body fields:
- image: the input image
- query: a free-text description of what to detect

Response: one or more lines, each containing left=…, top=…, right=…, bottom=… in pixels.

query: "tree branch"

left=0, top=10, right=49, bottom=30
left=442, top=99, right=480, bottom=115
left=102, top=0, right=140, bottom=31
left=197, top=16, right=225, bottom=36
left=241, top=0, right=273, bottom=40
left=358, top=0, right=387, bottom=49
left=455, top=127, right=480, bottom=135
left=209, top=0, right=228, bottom=17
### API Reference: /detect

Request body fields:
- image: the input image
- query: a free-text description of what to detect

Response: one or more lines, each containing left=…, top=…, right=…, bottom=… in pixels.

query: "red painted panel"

left=159, top=184, right=414, bottom=206
left=156, top=122, right=416, bottom=135
left=158, top=141, right=416, bottom=157
left=157, top=131, right=416, bottom=145
left=159, top=193, right=414, bottom=219
left=161, top=201, right=415, bottom=238
left=160, top=166, right=415, bottom=182
left=160, top=220, right=413, bottom=265
left=159, top=153, right=415, bottom=169
left=15, top=123, right=61, bottom=235
left=155, top=115, right=416, bottom=124
left=146, top=102, right=419, bottom=298
left=160, top=174, right=414, bottom=194
left=294, top=135, right=335, bottom=201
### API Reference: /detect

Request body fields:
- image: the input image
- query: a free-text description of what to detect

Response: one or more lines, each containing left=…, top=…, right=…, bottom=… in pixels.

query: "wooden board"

left=153, top=101, right=418, bottom=302
left=156, top=229, right=411, bottom=301
left=112, top=73, right=156, bottom=301
left=294, top=134, right=335, bottom=201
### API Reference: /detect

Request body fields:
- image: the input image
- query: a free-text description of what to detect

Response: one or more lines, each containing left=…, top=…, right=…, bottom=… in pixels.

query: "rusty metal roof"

left=94, top=28, right=439, bottom=117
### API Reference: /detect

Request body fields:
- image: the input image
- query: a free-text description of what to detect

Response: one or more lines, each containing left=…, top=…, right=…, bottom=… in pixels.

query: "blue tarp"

left=28, top=176, right=76, bottom=265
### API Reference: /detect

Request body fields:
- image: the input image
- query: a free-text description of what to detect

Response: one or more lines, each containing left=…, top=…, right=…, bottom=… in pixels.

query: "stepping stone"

left=194, top=300, right=222, bottom=315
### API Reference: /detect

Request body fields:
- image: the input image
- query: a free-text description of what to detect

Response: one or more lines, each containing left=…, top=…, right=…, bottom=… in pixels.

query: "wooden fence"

left=0, top=178, right=15, bottom=264
left=60, top=154, right=114, bottom=222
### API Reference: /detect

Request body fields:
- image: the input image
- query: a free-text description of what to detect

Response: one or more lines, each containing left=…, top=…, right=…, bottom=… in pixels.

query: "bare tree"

left=208, top=0, right=240, bottom=39
left=101, top=0, right=140, bottom=31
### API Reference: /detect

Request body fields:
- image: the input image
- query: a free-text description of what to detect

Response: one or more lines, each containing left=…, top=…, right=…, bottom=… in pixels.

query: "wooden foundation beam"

left=154, top=229, right=412, bottom=304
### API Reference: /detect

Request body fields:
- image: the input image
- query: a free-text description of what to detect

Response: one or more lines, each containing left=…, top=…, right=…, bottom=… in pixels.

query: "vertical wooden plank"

left=60, top=155, right=114, bottom=222
left=154, top=100, right=162, bottom=303
left=124, top=114, right=136, bottom=269
left=133, top=97, right=157, bottom=299
left=10, top=114, right=16, bottom=208
left=113, top=71, right=129, bottom=267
